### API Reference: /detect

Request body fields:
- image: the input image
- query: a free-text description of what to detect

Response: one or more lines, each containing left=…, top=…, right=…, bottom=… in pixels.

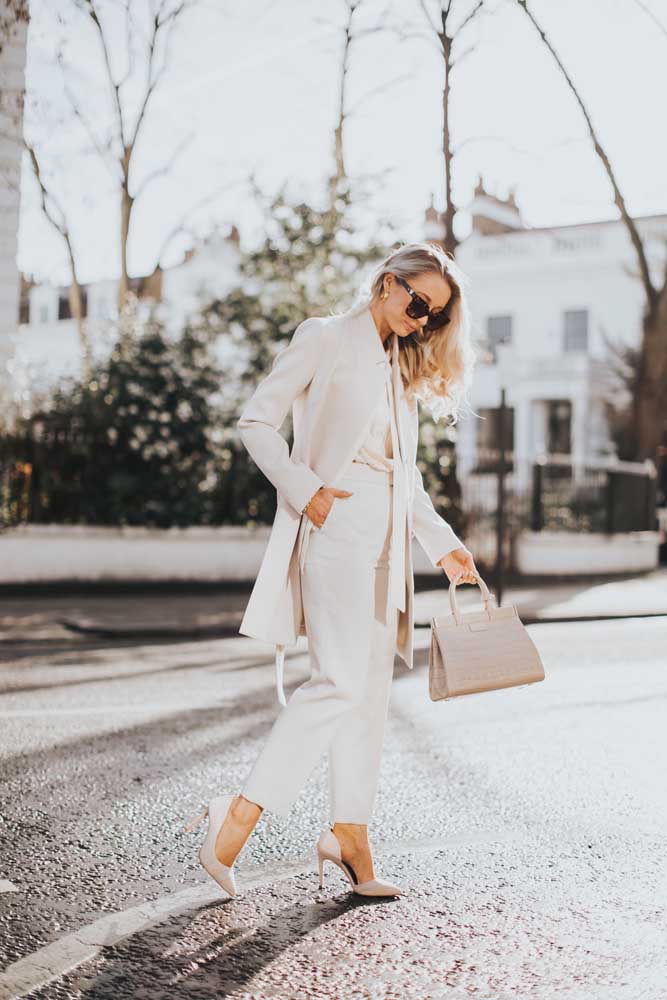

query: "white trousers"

left=241, top=462, right=399, bottom=823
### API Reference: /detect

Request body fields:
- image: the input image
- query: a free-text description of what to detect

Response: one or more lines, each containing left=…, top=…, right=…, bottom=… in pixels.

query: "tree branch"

left=131, top=129, right=194, bottom=200
left=131, top=0, right=191, bottom=151
left=57, top=46, right=121, bottom=183
left=456, top=0, right=485, bottom=34
left=633, top=0, right=667, bottom=39
left=154, top=174, right=247, bottom=266
left=80, top=0, right=127, bottom=147
left=515, top=0, right=655, bottom=306
left=345, top=71, right=413, bottom=118
left=416, top=0, right=440, bottom=36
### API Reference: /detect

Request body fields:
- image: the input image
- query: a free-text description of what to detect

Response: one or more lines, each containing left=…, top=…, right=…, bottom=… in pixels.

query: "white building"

left=442, top=181, right=666, bottom=487
left=11, top=226, right=242, bottom=393
left=10, top=177, right=664, bottom=487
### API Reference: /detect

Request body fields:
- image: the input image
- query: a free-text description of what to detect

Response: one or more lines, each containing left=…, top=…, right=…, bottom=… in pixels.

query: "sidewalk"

left=1, top=569, right=665, bottom=646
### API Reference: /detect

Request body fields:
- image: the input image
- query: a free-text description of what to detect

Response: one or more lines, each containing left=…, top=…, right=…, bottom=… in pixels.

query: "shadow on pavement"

left=39, top=888, right=387, bottom=1000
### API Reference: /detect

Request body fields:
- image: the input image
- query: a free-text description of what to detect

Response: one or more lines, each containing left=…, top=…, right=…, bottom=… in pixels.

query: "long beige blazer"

left=237, top=303, right=464, bottom=704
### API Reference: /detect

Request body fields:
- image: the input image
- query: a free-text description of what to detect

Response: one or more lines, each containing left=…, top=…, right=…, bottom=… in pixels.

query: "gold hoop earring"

left=380, top=289, right=388, bottom=300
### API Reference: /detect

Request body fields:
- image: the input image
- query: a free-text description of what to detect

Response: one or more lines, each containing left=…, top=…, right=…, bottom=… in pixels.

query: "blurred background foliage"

left=0, top=182, right=464, bottom=531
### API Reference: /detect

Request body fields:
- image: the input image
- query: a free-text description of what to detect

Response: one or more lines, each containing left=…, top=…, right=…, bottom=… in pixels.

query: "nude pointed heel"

left=315, top=827, right=403, bottom=897
left=183, top=807, right=209, bottom=833
left=183, top=793, right=238, bottom=898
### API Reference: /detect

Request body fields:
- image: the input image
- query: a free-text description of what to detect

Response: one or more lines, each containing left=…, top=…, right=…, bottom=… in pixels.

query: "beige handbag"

left=429, top=571, right=545, bottom=701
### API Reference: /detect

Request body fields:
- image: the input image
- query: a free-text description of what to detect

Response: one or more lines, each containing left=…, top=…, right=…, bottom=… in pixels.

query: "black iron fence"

left=458, top=448, right=659, bottom=588
left=529, top=456, right=657, bottom=534
left=0, top=460, right=32, bottom=528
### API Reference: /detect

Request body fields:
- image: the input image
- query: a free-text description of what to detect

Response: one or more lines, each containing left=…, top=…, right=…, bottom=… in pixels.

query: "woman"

left=183, top=242, right=479, bottom=898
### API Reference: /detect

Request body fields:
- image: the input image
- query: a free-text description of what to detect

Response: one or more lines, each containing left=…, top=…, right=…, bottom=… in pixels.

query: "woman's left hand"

left=436, top=546, right=478, bottom=586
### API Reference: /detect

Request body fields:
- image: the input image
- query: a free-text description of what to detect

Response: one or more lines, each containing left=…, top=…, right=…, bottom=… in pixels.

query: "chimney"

left=470, top=176, right=523, bottom=235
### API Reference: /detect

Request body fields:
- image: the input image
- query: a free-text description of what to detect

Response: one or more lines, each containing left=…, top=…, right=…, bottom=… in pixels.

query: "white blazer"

left=237, top=303, right=463, bottom=704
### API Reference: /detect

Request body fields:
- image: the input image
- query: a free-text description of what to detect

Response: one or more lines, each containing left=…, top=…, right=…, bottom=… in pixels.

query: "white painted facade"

left=515, top=530, right=660, bottom=576
left=455, top=200, right=667, bottom=490
left=9, top=184, right=665, bottom=495
left=9, top=230, right=241, bottom=393
left=160, top=232, right=240, bottom=337
left=0, top=524, right=443, bottom=584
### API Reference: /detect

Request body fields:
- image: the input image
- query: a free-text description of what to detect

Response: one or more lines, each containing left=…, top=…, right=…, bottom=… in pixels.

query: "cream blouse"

left=352, top=351, right=394, bottom=472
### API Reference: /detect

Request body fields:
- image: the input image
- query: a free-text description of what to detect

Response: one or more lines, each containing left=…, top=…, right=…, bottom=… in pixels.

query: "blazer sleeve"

left=236, top=317, right=327, bottom=515
left=411, top=463, right=464, bottom=567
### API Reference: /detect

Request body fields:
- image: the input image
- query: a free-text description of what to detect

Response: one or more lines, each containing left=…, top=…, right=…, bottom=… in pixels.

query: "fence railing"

left=0, top=461, right=32, bottom=529
left=1, top=447, right=659, bottom=544
left=458, top=448, right=659, bottom=582
left=528, top=453, right=657, bottom=534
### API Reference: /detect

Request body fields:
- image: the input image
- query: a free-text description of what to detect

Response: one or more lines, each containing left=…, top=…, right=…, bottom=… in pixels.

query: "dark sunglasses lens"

left=406, top=297, right=429, bottom=320
left=425, top=310, right=450, bottom=332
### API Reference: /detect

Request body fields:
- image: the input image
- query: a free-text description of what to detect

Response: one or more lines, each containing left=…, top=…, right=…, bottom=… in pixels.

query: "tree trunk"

left=65, top=237, right=92, bottom=379
left=440, top=32, right=456, bottom=258
left=67, top=279, right=92, bottom=380
left=118, top=148, right=132, bottom=310
left=635, top=287, right=667, bottom=460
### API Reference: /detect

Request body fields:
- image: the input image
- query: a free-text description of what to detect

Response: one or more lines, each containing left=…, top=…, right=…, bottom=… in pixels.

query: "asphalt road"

left=0, top=616, right=666, bottom=999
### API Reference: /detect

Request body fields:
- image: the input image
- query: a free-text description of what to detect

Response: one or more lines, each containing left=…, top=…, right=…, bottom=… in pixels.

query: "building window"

left=475, top=405, right=515, bottom=470
left=486, top=315, right=512, bottom=361
left=58, top=292, right=71, bottom=321
left=546, top=400, right=571, bottom=454
left=57, top=288, right=88, bottom=320
left=477, top=405, right=514, bottom=450
left=563, top=309, right=588, bottom=352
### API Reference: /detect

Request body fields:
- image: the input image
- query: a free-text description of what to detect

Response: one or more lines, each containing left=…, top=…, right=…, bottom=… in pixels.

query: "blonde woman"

left=183, top=241, right=479, bottom=898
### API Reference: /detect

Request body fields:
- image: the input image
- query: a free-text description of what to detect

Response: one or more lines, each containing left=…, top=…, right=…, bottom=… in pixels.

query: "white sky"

left=16, top=0, right=667, bottom=285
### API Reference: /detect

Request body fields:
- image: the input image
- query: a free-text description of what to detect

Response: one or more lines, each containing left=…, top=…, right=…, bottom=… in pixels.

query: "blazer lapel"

left=390, top=332, right=410, bottom=463
left=319, top=305, right=391, bottom=486
left=298, top=306, right=391, bottom=571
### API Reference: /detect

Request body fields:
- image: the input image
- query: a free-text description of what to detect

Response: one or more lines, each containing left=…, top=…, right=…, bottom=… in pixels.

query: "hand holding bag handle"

left=429, top=569, right=546, bottom=701
left=448, top=570, right=495, bottom=623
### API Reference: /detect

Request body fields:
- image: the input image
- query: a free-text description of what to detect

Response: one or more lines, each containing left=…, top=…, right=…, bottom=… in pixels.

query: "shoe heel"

left=317, top=852, right=325, bottom=889
left=182, top=806, right=209, bottom=833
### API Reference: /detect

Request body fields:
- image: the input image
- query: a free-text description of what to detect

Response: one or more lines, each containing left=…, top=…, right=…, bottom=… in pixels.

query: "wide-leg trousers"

left=240, top=461, right=399, bottom=823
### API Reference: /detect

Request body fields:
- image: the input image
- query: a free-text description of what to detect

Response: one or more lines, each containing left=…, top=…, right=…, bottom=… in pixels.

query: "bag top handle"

left=448, top=569, right=496, bottom=624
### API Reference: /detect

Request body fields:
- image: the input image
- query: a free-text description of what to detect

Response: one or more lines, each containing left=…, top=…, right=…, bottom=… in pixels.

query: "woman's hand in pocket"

left=303, top=486, right=354, bottom=528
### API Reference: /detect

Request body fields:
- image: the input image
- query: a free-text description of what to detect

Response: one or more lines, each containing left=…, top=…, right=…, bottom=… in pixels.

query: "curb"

left=55, top=609, right=667, bottom=641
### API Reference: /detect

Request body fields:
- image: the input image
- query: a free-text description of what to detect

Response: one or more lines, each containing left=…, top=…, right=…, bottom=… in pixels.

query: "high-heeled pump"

left=316, top=827, right=403, bottom=897
left=182, top=793, right=238, bottom=898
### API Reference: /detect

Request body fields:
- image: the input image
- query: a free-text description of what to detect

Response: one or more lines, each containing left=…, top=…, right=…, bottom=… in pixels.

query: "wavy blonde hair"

left=343, top=241, right=477, bottom=424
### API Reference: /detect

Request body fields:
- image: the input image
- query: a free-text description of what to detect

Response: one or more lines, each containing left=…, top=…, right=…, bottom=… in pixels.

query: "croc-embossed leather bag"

left=429, top=571, right=545, bottom=701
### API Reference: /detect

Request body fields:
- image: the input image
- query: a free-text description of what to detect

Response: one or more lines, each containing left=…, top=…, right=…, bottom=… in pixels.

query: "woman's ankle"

left=215, top=797, right=261, bottom=864
left=232, top=794, right=263, bottom=826
left=332, top=822, right=370, bottom=844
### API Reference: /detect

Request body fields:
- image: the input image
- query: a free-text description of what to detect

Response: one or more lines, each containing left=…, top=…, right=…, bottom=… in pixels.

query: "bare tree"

left=515, top=0, right=667, bottom=462
left=410, top=0, right=498, bottom=257
left=56, top=0, right=201, bottom=310
left=22, top=0, right=245, bottom=370
left=25, top=144, right=93, bottom=374
left=31, top=0, right=240, bottom=318
left=316, top=0, right=410, bottom=204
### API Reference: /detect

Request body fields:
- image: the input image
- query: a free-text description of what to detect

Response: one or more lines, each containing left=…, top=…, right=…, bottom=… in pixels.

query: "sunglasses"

left=394, top=275, right=451, bottom=332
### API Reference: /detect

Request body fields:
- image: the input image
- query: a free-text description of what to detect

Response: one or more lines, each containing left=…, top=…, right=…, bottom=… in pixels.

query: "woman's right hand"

left=303, top=486, right=354, bottom=528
